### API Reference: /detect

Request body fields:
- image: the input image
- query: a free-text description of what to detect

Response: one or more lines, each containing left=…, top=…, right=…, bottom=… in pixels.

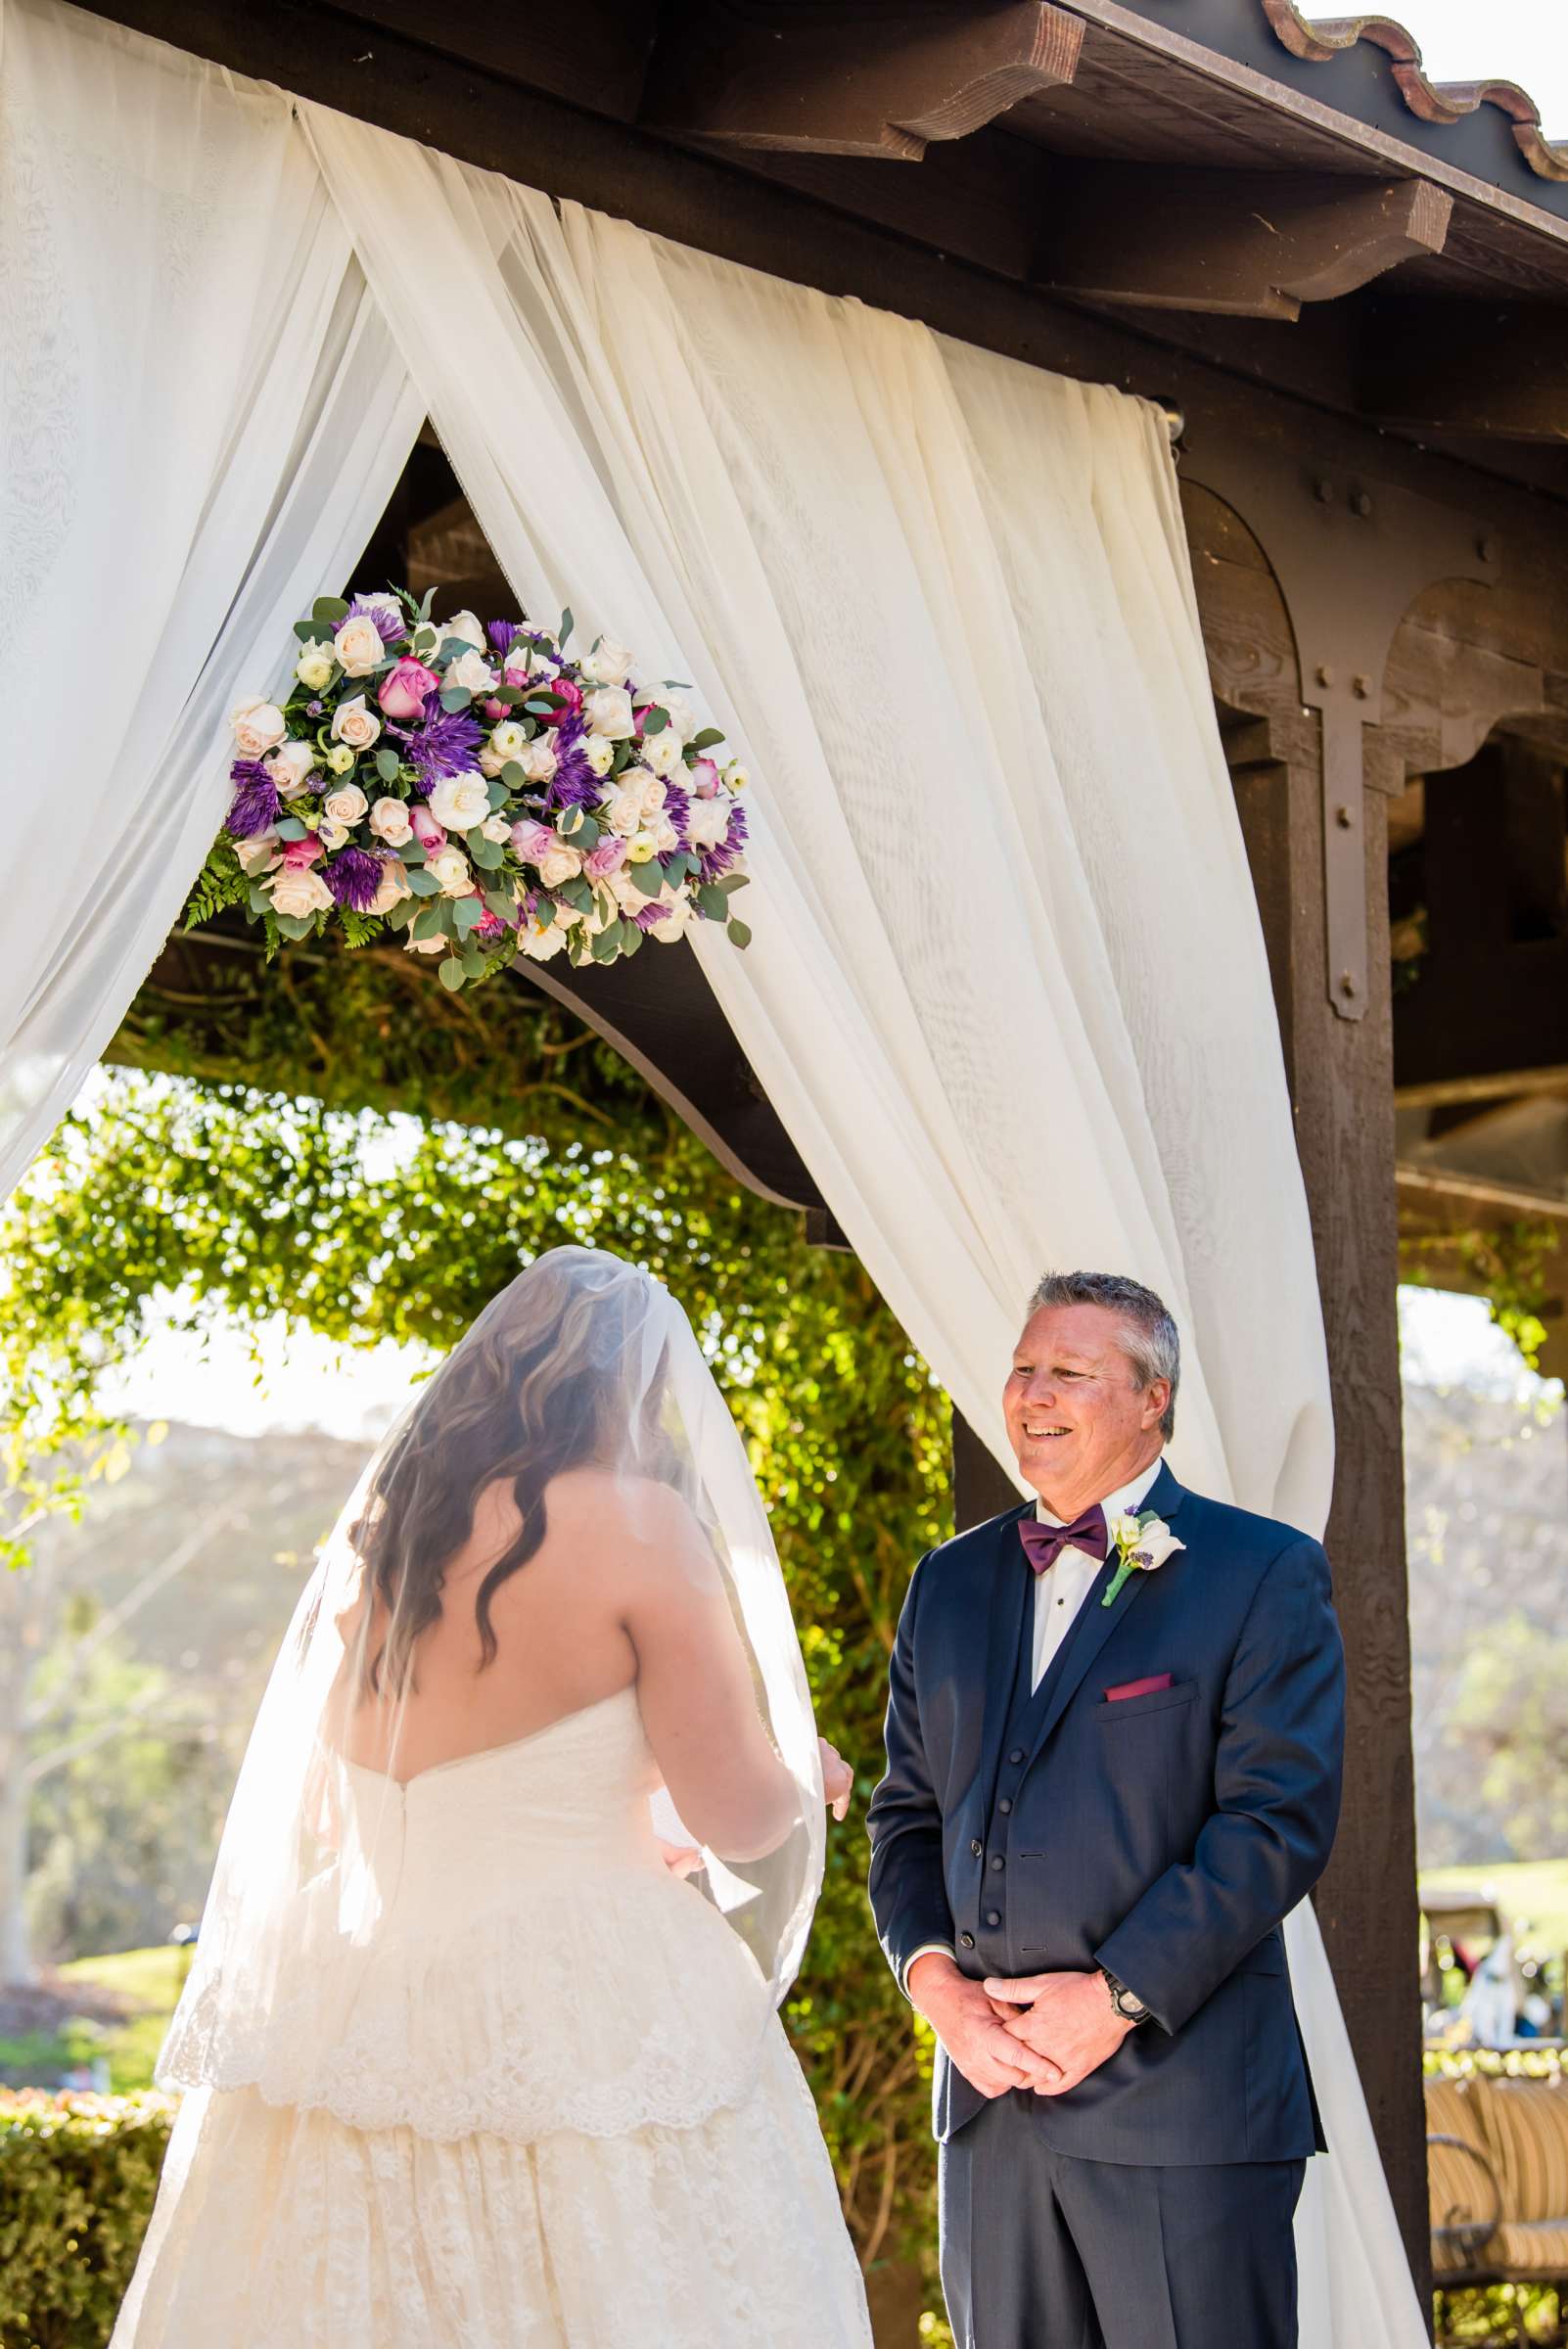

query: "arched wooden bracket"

left=1181, top=436, right=1499, bottom=1021
left=640, top=1, right=1083, bottom=159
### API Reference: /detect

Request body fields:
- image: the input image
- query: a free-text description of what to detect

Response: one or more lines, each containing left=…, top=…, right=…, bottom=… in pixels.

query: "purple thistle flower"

left=543, top=713, right=603, bottom=814
left=225, top=759, right=282, bottom=840
left=661, top=780, right=692, bottom=849
left=699, top=800, right=749, bottom=885
left=486, top=619, right=519, bottom=656
left=322, top=846, right=385, bottom=911
left=346, top=593, right=407, bottom=646
left=632, top=899, right=669, bottom=932
left=396, top=695, right=484, bottom=795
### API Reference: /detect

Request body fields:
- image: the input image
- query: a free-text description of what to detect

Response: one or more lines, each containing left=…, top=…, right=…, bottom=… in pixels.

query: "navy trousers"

left=940, top=2096, right=1305, bottom=2349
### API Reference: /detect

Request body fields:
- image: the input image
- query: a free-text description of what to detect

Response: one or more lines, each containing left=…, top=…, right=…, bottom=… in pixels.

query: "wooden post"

left=951, top=1409, right=1020, bottom=1534
left=1229, top=709, right=1432, bottom=2314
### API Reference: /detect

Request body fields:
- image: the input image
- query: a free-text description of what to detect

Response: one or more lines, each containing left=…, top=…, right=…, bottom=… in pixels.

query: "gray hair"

left=1024, top=1270, right=1180, bottom=1442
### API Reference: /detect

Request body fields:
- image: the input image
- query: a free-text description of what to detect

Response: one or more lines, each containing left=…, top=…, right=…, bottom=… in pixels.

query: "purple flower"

left=661, top=780, right=691, bottom=849
left=699, top=799, right=748, bottom=884
left=346, top=592, right=407, bottom=646
left=395, top=696, right=484, bottom=795
left=322, top=847, right=385, bottom=910
left=542, top=713, right=602, bottom=814
left=306, top=699, right=325, bottom=717
left=631, top=900, right=669, bottom=932
left=486, top=619, right=519, bottom=656
left=225, top=759, right=282, bottom=840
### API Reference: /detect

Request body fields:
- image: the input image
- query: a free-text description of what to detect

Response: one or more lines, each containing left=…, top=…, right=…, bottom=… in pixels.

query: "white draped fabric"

left=1, top=4, right=1421, bottom=2334
left=0, top=0, right=423, bottom=1198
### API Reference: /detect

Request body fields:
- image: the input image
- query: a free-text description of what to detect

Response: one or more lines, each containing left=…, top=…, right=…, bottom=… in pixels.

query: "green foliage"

left=4, top=939, right=953, bottom=2285
left=1400, top=1223, right=1558, bottom=1370
left=0, top=2093, right=175, bottom=2348
left=1445, top=1614, right=1568, bottom=1861
left=181, top=841, right=248, bottom=935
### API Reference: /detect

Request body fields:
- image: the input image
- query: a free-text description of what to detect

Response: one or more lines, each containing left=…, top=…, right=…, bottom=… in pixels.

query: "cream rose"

left=444, top=649, right=497, bottom=696
left=651, top=898, right=693, bottom=943
left=333, top=615, right=385, bottom=678
left=404, top=930, right=448, bottom=956
left=584, top=686, right=636, bottom=739
left=331, top=694, right=382, bottom=752
left=684, top=796, right=732, bottom=851
left=323, top=784, right=368, bottom=829
left=481, top=813, right=511, bottom=845
left=441, top=609, right=486, bottom=653
left=369, top=797, right=414, bottom=848
left=659, top=689, right=700, bottom=745
left=325, top=743, right=357, bottom=776
left=428, top=771, right=490, bottom=832
left=269, top=865, right=334, bottom=920
left=641, top=728, right=684, bottom=780
left=583, top=734, right=616, bottom=779
left=651, top=814, right=680, bottom=855
left=604, top=789, right=644, bottom=838
left=235, top=831, right=283, bottom=877
left=517, top=735, right=559, bottom=784
left=228, top=698, right=288, bottom=758
left=629, top=767, right=668, bottom=819
left=295, top=639, right=337, bottom=693
left=430, top=845, right=477, bottom=898
left=580, top=636, right=633, bottom=687
left=369, top=860, right=412, bottom=917
left=538, top=844, right=583, bottom=889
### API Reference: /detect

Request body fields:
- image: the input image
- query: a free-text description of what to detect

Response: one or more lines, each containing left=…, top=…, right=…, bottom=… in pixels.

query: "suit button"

left=985, top=1910, right=1001, bottom=1928
left=971, top=1839, right=983, bottom=1858
left=1008, top=1748, right=1025, bottom=1765
left=960, top=1932, right=976, bottom=1950
left=998, top=1798, right=1013, bottom=1815
left=990, top=1855, right=1004, bottom=1872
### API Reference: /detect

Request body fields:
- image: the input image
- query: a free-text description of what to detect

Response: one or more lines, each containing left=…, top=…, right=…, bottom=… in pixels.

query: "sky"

left=1392, top=3, right=1568, bottom=130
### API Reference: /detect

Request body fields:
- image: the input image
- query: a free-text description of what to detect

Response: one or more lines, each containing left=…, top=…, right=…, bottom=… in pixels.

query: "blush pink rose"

left=689, top=757, right=722, bottom=798
left=282, top=834, right=325, bottom=868
left=410, top=806, right=447, bottom=851
left=538, top=677, right=583, bottom=729
left=585, top=837, right=628, bottom=877
left=378, top=658, right=441, bottom=721
left=483, top=697, right=507, bottom=722
left=509, top=818, right=557, bottom=863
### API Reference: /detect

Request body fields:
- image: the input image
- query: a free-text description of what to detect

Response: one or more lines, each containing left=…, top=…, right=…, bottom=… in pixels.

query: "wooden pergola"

left=111, top=0, right=1568, bottom=2299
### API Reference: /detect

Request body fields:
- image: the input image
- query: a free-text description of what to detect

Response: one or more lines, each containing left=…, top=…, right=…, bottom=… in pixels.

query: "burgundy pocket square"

left=1104, top=1674, right=1174, bottom=1702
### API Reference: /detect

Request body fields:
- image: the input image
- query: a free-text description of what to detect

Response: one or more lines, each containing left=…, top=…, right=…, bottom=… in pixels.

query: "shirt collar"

left=1036, top=1453, right=1164, bottom=1529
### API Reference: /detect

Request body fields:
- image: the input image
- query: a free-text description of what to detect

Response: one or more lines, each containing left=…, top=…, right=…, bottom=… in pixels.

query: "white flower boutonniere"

left=1101, top=1510, right=1185, bottom=1608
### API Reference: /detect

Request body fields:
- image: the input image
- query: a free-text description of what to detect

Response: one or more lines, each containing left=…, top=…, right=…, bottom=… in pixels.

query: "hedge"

left=0, top=2093, right=173, bottom=2349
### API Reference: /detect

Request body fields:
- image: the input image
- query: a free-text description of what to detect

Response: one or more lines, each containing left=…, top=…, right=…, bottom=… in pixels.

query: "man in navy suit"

left=866, top=1270, right=1345, bottom=2348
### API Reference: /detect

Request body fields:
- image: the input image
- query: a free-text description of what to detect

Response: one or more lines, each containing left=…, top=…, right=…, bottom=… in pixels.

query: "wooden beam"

left=1361, top=299, right=1568, bottom=441
left=641, top=2, right=1082, bottom=160
left=1036, top=166, right=1452, bottom=319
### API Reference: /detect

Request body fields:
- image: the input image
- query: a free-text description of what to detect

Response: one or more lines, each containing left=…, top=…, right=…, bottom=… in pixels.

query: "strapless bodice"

left=159, top=1686, right=775, bottom=2144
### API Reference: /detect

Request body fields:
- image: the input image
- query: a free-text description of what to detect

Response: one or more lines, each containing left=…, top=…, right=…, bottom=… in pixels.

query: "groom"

left=867, top=1270, right=1345, bottom=2348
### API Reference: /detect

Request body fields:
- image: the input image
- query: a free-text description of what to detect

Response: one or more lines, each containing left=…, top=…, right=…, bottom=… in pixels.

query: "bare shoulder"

left=542, top=1466, right=714, bottom=1578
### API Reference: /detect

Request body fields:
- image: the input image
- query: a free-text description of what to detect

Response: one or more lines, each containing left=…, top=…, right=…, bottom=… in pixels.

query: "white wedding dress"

left=113, top=1684, right=872, bottom=2348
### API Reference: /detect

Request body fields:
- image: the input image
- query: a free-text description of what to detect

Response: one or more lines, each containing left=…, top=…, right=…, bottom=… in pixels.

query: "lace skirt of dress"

left=111, top=2014, right=872, bottom=2349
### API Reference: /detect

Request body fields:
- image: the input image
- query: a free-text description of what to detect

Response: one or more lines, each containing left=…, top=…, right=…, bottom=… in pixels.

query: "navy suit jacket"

left=865, top=1462, right=1345, bottom=2164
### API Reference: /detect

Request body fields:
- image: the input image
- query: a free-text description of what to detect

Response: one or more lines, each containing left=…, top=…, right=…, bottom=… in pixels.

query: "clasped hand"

left=908, top=1956, right=1133, bottom=2100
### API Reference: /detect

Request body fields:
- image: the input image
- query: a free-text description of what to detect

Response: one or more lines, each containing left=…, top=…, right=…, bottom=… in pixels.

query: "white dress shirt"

left=902, top=1455, right=1166, bottom=1993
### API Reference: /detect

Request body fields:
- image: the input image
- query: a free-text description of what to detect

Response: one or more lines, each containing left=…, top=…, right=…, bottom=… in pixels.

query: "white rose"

left=630, top=767, right=668, bottom=819
left=369, top=797, right=413, bottom=847
left=323, top=784, right=368, bottom=829
left=444, top=649, right=497, bottom=695
left=369, top=860, right=412, bottom=917
left=479, top=743, right=507, bottom=779
left=605, top=789, right=644, bottom=838
left=519, top=920, right=570, bottom=963
left=488, top=720, right=528, bottom=764
left=481, top=813, right=511, bottom=845
left=428, top=771, right=490, bottom=832
left=517, top=735, right=558, bottom=784
left=651, top=897, right=693, bottom=943
left=333, top=615, right=385, bottom=677
left=318, top=816, right=349, bottom=852
left=583, top=734, right=616, bottom=778
left=404, top=930, right=448, bottom=956
left=441, top=610, right=486, bottom=653
left=265, top=739, right=318, bottom=798
left=330, top=694, right=382, bottom=751
left=325, top=743, right=357, bottom=775
left=641, top=728, right=683, bottom=779
left=538, top=845, right=583, bottom=889
left=295, top=639, right=337, bottom=693
left=584, top=686, right=636, bottom=739
left=430, top=845, right=477, bottom=898
left=610, top=869, right=650, bottom=914
left=229, top=698, right=288, bottom=758
left=721, top=760, right=749, bottom=793
left=235, top=831, right=283, bottom=877
left=651, top=814, right=680, bottom=854
left=659, top=688, right=700, bottom=744
left=580, top=636, right=633, bottom=686
left=685, top=796, right=731, bottom=851
left=269, top=865, right=334, bottom=919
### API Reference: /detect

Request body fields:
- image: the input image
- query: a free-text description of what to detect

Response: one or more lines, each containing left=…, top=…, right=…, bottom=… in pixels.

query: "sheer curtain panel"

left=0, top=0, right=422, bottom=1197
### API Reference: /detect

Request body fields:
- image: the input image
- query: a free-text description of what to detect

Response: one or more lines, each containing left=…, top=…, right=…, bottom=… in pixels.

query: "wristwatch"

left=1101, top=1967, right=1151, bottom=2025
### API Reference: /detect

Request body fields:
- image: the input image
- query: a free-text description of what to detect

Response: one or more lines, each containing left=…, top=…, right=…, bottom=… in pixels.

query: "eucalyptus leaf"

left=470, top=835, right=503, bottom=870
left=484, top=891, right=516, bottom=923
left=727, top=918, right=753, bottom=950
left=248, top=884, right=272, bottom=914
left=591, top=920, right=623, bottom=963
left=716, top=871, right=750, bottom=895
left=439, top=686, right=473, bottom=713
left=630, top=862, right=667, bottom=900
left=408, top=869, right=440, bottom=897
left=462, top=947, right=486, bottom=980
left=501, top=763, right=529, bottom=792
left=402, top=843, right=428, bottom=867
left=696, top=884, right=729, bottom=921
left=452, top=896, right=483, bottom=935
left=690, top=727, right=725, bottom=752
left=485, top=779, right=511, bottom=812
left=639, top=706, right=669, bottom=736
left=621, top=924, right=645, bottom=957
left=522, top=699, right=556, bottom=716
left=384, top=898, right=414, bottom=932
left=311, top=596, right=349, bottom=625
left=292, top=619, right=322, bottom=643
left=438, top=957, right=466, bottom=992
left=559, top=877, right=593, bottom=913
left=276, top=912, right=314, bottom=941
left=559, top=607, right=574, bottom=646
left=276, top=818, right=308, bottom=843
left=375, top=748, right=401, bottom=782
left=573, top=814, right=601, bottom=851
left=413, top=904, right=445, bottom=941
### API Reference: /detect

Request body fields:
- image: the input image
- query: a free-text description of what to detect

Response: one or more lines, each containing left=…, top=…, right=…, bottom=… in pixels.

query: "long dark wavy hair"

left=347, top=1252, right=673, bottom=1699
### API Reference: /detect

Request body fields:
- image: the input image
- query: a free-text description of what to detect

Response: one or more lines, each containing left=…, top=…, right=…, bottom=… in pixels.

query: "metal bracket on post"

left=1179, top=437, right=1499, bottom=1021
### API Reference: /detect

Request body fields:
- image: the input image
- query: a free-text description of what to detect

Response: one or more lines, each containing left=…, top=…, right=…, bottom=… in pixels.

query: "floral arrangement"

left=185, top=590, right=752, bottom=990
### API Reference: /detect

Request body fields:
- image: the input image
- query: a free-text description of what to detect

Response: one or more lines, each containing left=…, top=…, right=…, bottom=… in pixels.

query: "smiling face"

left=1003, top=1302, right=1170, bottom=1519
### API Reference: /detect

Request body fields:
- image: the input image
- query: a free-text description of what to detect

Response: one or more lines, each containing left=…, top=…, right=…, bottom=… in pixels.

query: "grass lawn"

left=0, top=1947, right=185, bottom=2095
left=1420, top=1858, right=1568, bottom=1957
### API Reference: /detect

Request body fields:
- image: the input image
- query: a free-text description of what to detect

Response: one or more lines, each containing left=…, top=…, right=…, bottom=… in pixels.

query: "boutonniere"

left=1101, top=1510, right=1185, bottom=1608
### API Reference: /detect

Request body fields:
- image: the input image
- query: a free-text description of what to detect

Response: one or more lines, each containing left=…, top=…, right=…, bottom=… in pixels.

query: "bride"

left=113, top=1246, right=873, bottom=2347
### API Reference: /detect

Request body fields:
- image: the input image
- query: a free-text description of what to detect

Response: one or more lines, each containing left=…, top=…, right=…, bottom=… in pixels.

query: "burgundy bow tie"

left=1019, top=1506, right=1109, bottom=1576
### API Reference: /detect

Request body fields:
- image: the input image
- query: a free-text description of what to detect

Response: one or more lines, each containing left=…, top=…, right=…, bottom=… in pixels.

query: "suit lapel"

left=1022, top=1461, right=1189, bottom=1766
left=977, top=1501, right=1035, bottom=1813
